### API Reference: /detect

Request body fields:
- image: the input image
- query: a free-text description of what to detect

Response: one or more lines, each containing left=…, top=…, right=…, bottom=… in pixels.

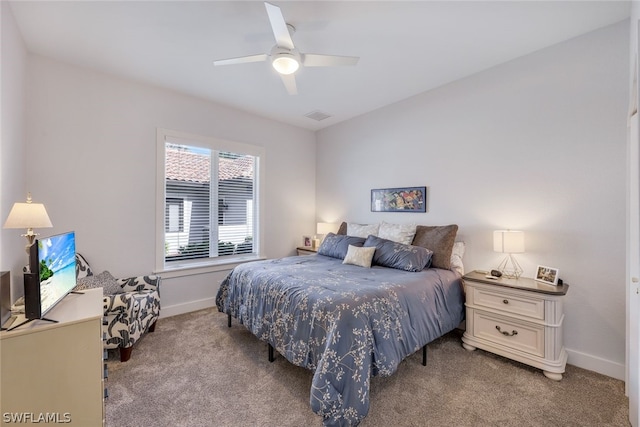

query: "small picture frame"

left=303, top=236, right=312, bottom=247
left=535, top=265, right=559, bottom=285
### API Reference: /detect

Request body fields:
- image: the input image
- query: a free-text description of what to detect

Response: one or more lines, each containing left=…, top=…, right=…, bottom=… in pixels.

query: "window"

left=156, top=129, right=263, bottom=272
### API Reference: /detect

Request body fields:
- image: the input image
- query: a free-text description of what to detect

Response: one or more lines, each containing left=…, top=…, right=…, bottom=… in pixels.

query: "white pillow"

left=377, top=221, right=417, bottom=245
left=347, top=223, right=380, bottom=238
left=342, top=245, right=376, bottom=268
left=450, top=241, right=466, bottom=276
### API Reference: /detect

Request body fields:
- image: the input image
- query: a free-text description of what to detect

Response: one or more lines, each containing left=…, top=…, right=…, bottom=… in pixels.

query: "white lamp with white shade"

left=3, top=193, right=53, bottom=265
left=316, top=222, right=338, bottom=237
left=493, top=230, right=525, bottom=279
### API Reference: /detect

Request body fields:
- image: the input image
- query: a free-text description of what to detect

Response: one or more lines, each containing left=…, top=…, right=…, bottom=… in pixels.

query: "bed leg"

left=422, top=345, right=427, bottom=366
left=227, top=313, right=231, bottom=328
left=268, top=344, right=275, bottom=363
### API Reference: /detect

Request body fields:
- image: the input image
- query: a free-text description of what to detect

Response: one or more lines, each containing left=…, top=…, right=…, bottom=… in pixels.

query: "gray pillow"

left=318, top=233, right=366, bottom=259
left=74, top=270, right=123, bottom=296
left=364, top=235, right=433, bottom=272
left=411, top=224, right=458, bottom=270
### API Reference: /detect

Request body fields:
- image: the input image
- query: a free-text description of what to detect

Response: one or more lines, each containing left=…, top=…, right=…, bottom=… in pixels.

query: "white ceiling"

left=9, top=1, right=631, bottom=131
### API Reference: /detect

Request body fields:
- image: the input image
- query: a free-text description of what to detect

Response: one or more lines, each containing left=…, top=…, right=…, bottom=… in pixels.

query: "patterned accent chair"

left=75, top=253, right=161, bottom=362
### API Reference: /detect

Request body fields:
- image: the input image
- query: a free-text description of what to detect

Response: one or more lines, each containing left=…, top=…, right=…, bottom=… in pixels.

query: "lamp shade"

left=3, top=202, right=52, bottom=229
left=317, top=222, right=338, bottom=235
left=493, top=230, right=525, bottom=254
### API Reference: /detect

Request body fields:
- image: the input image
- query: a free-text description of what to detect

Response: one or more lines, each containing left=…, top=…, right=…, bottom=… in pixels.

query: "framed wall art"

left=371, top=186, right=426, bottom=212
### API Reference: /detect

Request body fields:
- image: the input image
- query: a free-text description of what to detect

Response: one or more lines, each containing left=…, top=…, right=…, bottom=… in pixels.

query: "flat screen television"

left=24, top=231, right=77, bottom=322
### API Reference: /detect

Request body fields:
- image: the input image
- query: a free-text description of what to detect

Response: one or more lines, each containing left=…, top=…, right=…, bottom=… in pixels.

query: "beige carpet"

left=105, top=308, right=629, bottom=427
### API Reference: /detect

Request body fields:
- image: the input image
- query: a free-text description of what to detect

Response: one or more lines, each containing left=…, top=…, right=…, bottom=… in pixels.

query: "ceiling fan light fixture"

left=272, top=54, right=299, bottom=75
left=212, top=2, right=359, bottom=94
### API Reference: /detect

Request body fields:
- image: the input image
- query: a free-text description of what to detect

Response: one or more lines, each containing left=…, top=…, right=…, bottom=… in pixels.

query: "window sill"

left=154, top=254, right=266, bottom=279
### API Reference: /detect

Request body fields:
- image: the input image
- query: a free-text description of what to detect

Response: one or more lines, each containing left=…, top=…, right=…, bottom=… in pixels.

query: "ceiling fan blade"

left=214, top=54, right=269, bottom=67
left=302, top=54, right=359, bottom=67
left=264, top=2, right=295, bottom=50
left=280, top=73, right=298, bottom=95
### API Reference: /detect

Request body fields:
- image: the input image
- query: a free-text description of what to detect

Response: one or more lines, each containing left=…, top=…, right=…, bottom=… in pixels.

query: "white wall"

left=24, top=55, right=316, bottom=316
left=317, top=21, right=629, bottom=379
left=1, top=2, right=29, bottom=298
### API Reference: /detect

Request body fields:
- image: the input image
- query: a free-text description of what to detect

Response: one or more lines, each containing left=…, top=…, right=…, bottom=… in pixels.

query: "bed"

left=215, top=224, right=465, bottom=426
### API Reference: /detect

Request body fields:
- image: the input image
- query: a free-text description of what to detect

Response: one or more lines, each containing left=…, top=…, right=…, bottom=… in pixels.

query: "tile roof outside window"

left=165, top=146, right=254, bottom=183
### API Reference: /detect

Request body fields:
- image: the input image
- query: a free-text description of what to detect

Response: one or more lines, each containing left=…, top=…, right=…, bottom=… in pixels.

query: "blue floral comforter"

left=215, top=254, right=465, bottom=426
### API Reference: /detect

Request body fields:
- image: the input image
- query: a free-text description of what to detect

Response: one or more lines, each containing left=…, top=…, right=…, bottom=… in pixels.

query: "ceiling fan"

left=213, top=2, right=359, bottom=95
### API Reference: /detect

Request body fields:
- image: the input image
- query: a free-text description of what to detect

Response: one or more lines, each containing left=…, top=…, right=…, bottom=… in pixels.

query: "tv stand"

left=7, top=316, right=58, bottom=331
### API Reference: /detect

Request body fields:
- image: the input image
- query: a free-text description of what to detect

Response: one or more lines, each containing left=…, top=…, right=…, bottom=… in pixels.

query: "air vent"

left=304, top=111, right=332, bottom=122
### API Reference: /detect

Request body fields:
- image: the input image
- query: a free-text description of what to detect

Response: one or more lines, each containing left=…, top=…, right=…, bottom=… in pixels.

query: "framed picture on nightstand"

left=535, top=265, right=559, bottom=285
left=303, top=236, right=312, bottom=247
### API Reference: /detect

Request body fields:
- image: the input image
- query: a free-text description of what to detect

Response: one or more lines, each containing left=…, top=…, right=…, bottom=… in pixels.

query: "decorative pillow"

left=364, top=235, right=433, bottom=272
left=317, top=233, right=366, bottom=260
left=75, top=253, right=93, bottom=279
left=337, top=222, right=348, bottom=235
left=411, top=224, right=458, bottom=270
left=342, top=245, right=376, bottom=268
left=347, top=223, right=380, bottom=238
left=450, top=241, right=466, bottom=276
left=74, top=270, right=123, bottom=296
left=377, top=221, right=417, bottom=245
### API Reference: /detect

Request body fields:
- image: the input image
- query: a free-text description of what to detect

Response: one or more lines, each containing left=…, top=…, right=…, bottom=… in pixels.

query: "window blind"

left=163, top=142, right=257, bottom=263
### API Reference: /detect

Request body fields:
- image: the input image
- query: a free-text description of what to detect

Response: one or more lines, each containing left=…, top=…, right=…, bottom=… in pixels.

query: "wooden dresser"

left=0, top=287, right=105, bottom=425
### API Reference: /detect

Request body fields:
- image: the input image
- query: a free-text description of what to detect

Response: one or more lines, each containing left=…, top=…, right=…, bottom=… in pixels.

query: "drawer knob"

left=503, top=299, right=509, bottom=304
left=495, top=325, right=518, bottom=337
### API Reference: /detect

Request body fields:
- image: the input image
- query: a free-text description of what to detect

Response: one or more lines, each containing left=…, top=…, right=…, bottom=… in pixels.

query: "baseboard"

left=159, top=297, right=216, bottom=319
left=566, top=347, right=625, bottom=380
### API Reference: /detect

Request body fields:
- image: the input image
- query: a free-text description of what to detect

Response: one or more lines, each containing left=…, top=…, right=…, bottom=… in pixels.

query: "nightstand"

left=461, top=270, right=569, bottom=380
left=296, top=246, right=318, bottom=256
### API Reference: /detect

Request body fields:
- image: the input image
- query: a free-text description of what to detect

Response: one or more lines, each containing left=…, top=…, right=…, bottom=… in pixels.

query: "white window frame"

left=155, top=128, right=265, bottom=278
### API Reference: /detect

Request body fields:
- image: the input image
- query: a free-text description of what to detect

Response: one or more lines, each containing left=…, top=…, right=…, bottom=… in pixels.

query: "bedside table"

left=296, top=246, right=318, bottom=256
left=461, top=270, right=569, bottom=380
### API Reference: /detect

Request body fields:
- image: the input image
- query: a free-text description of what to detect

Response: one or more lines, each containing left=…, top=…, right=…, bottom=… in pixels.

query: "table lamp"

left=3, top=193, right=53, bottom=260
left=493, top=230, right=524, bottom=279
left=314, top=222, right=338, bottom=249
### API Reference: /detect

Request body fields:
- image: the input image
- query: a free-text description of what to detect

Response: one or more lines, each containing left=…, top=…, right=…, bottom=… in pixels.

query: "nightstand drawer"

left=472, top=310, right=544, bottom=357
left=472, top=287, right=545, bottom=320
